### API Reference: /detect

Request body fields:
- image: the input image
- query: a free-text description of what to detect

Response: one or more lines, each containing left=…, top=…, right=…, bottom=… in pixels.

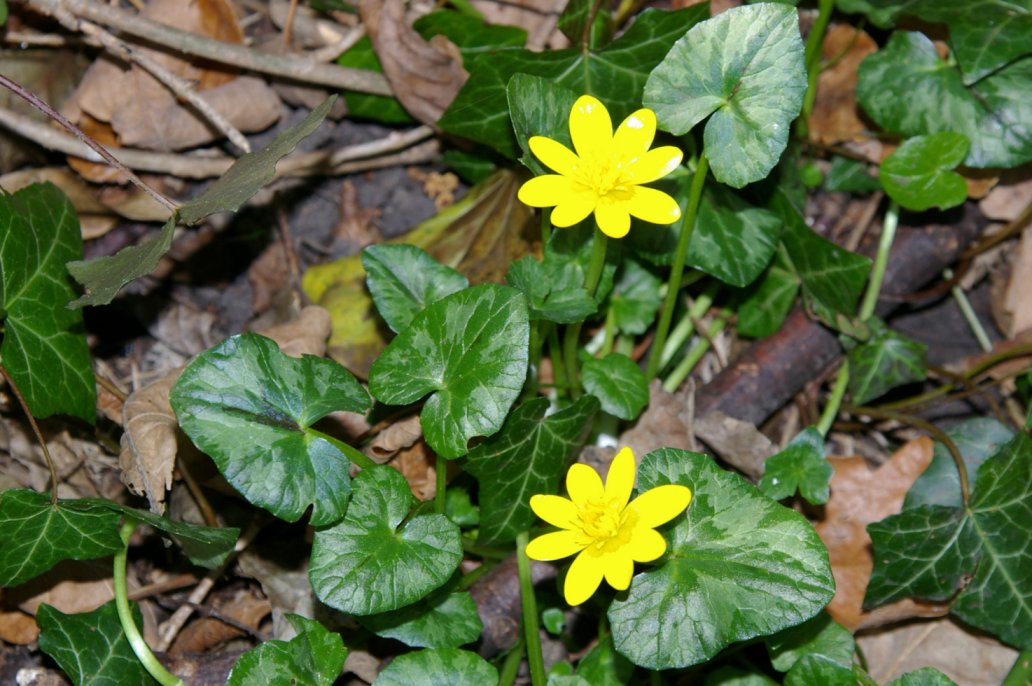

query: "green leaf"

left=766, top=613, right=855, bottom=672
left=608, top=258, right=662, bottom=335
left=359, top=586, right=483, bottom=648
left=68, top=97, right=334, bottom=306
left=608, top=449, right=835, bottom=669
left=506, top=255, right=597, bottom=324
left=558, top=0, right=612, bottom=48
left=847, top=321, right=927, bottom=405
left=463, top=396, right=598, bottom=544
left=880, top=133, right=970, bottom=211
left=0, top=183, right=95, bottom=422
left=644, top=4, right=807, bottom=188
left=442, top=148, right=497, bottom=184
left=227, top=614, right=347, bottom=686
left=704, top=667, right=778, bottom=686
left=825, top=156, right=881, bottom=194
left=0, top=489, right=122, bottom=587
left=784, top=655, right=859, bottom=686
left=575, top=635, right=635, bottom=686
left=444, top=487, right=479, bottom=527
left=170, top=332, right=371, bottom=526
left=759, top=427, right=832, bottom=505
left=506, top=74, right=580, bottom=178
left=309, top=466, right=462, bottom=615
left=735, top=259, right=800, bottom=338
left=415, top=10, right=527, bottom=57
left=686, top=185, right=782, bottom=287
left=337, top=36, right=414, bottom=124
left=372, top=648, right=497, bottom=686
left=889, top=667, right=959, bottom=686
left=362, top=244, right=469, bottom=334
left=37, top=601, right=156, bottom=686
left=114, top=505, right=238, bottom=570
left=856, top=32, right=1032, bottom=169
left=581, top=353, right=649, bottom=421
left=440, top=6, right=708, bottom=158
left=368, top=284, right=529, bottom=459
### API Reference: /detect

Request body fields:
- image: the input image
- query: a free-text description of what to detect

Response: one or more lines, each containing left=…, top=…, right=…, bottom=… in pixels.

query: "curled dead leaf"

left=365, top=415, right=422, bottom=463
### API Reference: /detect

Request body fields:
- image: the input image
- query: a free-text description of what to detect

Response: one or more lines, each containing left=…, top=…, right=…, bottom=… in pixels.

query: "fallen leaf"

left=247, top=238, right=292, bottom=315
left=393, top=442, right=436, bottom=501
left=269, top=0, right=351, bottom=49
left=809, top=24, right=877, bottom=146
left=365, top=415, right=423, bottom=463
left=149, top=303, right=222, bottom=358
left=619, top=380, right=697, bottom=460
left=12, top=560, right=113, bottom=616
left=694, top=410, right=775, bottom=480
left=168, top=587, right=271, bottom=656
left=979, top=171, right=1032, bottom=222
left=815, top=438, right=943, bottom=631
left=469, top=555, right=557, bottom=658
left=470, top=0, right=566, bottom=50
left=998, top=226, right=1032, bottom=338
left=358, top=0, right=468, bottom=125
left=0, top=606, right=40, bottom=645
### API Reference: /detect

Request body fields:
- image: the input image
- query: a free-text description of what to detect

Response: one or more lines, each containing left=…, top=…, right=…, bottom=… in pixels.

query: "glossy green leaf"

left=687, top=186, right=782, bottom=287
left=544, top=223, right=620, bottom=308
left=736, top=259, right=800, bottom=338
left=825, top=156, right=880, bottom=193
left=507, top=73, right=580, bottom=178
left=170, top=332, right=371, bottom=526
left=609, top=258, right=662, bottom=335
left=37, top=601, right=156, bottom=686
left=766, top=613, right=855, bottom=672
left=440, top=6, right=708, bottom=158
left=581, top=353, right=649, bottom=421
left=608, top=449, right=835, bottom=669
left=463, top=396, right=598, bottom=544
left=309, top=466, right=462, bottom=615
left=414, top=10, right=527, bottom=57
left=880, top=133, right=969, bottom=211
left=704, top=667, right=778, bottom=685
left=337, top=36, right=414, bottom=124
left=444, top=488, right=479, bottom=528
left=575, top=635, right=634, bottom=686
left=759, top=428, right=832, bottom=505
left=442, top=148, right=497, bottom=184
left=506, top=255, right=597, bottom=324
left=115, top=505, right=238, bottom=570
left=644, top=4, right=806, bottom=187
left=359, top=586, right=483, bottom=648
left=362, top=244, right=469, bottom=334
left=0, top=489, right=122, bottom=587
left=372, top=648, right=497, bottom=686
left=0, top=183, right=95, bottom=422
left=558, top=0, right=611, bottom=48
left=784, top=655, right=859, bottom=686
left=368, top=284, right=529, bottom=459
left=847, top=321, right=927, bottom=405
left=227, top=614, right=346, bottom=686
left=856, top=32, right=1032, bottom=169
left=68, top=98, right=334, bottom=306
left=890, top=668, right=959, bottom=686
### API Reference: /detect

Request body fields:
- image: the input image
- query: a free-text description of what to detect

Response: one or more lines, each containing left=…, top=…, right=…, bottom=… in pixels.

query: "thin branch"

left=20, top=0, right=393, bottom=95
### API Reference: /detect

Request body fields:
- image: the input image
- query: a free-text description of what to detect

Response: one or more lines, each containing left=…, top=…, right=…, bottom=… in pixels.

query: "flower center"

left=579, top=154, right=630, bottom=198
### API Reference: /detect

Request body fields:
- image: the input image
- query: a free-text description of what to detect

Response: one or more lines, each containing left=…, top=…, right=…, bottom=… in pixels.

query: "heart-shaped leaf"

left=759, top=428, right=832, bottom=505
left=372, top=648, right=497, bottom=686
left=581, top=353, right=649, bottom=421
left=506, top=255, right=597, bottom=324
left=687, top=185, right=782, bottom=287
left=358, top=586, right=483, bottom=648
left=368, top=284, right=529, bottom=459
left=227, top=614, right=347, bottom=686
left=608, top=449, right=835, bottom=669
left=362, top=244, right=469, bottom=334
left=644, top=3, right=807, bottom=187
left=785, top=656, right=868, bottom=686
left=766, top=614, right=855, bottom=673
left=463, top=395, right=598, bottom=544
left=736, top=259, right=800, bottom=338
left=170, top=333, right=371, bottom=526
left=847, top=320, right=927, bottom=405
left=880, top=133, right=970, bottom=211
left=309, top=466, right=462, bottom=615
left=609, top=258, right=662, bottom=335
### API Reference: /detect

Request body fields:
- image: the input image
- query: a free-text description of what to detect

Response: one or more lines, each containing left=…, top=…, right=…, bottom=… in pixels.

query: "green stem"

left=548, top=325, right=569, bottom=401
left=817, top=360, right=850, bottom=437
left=647, top=152, right=709, bottom=381
left=659, top=282, right=718, bottom=369
left=496, top=640, right=525, bottom=686
left=308, top=428, right=377, bottom=470
left=662, top=315, right=728, bottom=393
left=945, top=269, right=993, bottom=352
left=114, top=521, right=183, bottom=686
left=797, top=0, right=835, bottom=138
left=540, top=207, right=552, bottom=246
left=1003, top=651, right=1032, bottom=686
left=602, top=307, right=617, bottom=357
left=859, top=201, right=899, bottom=321
left=562, top=229, right=610, bottom=397
left=435, top=455, right=446, bottom=514
left=516, top=531, right=546, bottom=686
left=584, top=228, right=609, bottom=297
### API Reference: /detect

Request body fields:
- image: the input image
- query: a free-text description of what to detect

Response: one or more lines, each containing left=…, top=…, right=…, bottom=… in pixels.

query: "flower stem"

left=859, top=200, right=899, bottom=322
left=308, top=428, right=377, bottom=470
left=516, top=530, right=547, bottom=686
left=562, top=228, right=610, bottom=397
left=817, top=360, right=849, bottom=437
left=435, top=454, right=446, bottom=514
left=496, top=639, right=525, bottom=686
left=662, top=313, right=728, bottom=393
left=647, top=152, right=709, bottom=381
left=540, top=207, right=552, bottom=246
left=548, top=325, right=569, bottom=400
left=113, top=521, right=183, bottom=686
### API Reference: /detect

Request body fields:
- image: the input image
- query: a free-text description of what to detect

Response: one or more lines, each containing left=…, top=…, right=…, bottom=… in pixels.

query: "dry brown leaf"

left=809, top=24, right=877, bottom=146
left=979, top=170, right=1032, bottom=221
left=333, top=179, right=379, bottom=247
left=269, top=0, right=351, bottom=49
left=470, top=0, right=565, bottom=49
left=393, top=442, right=436, bottom=501
left=256, top=305, right=332, bottom=358
left=365, top=415, right=423, bottom=463
left=694, top=411, right=775, bottom=480
left=358, top=0, right=468, bottom=125
left=12, top=560, right=114, bottom=616
left=997, top=226, right=1032, bottom=338
left=248, top=238, right=292, bottom=315
left=0, top=607, right=40, bottom=645
left=168, top=587, right=271, bottom=656
left=815, top=438, right=944, bottom=631
left=149, top=303, right=222, bottom=358
left=619, top=381, right=696, bottom=460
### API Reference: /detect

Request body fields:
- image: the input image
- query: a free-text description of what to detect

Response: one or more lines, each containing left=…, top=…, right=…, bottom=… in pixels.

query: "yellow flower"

left=525, top=447, right=692, bottom=606
left=517, top=95, right=684, bottom=239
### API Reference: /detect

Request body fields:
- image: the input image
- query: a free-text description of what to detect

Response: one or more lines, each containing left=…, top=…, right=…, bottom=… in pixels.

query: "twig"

left=276, top=124, right=435, bottom=174
left=0, top=361, right=59, bottom=504
left=282, top=0, right=300, bottom=51
left=307, top=27, right=366, bottom=64
left=20, top=0, right=393, bottom=95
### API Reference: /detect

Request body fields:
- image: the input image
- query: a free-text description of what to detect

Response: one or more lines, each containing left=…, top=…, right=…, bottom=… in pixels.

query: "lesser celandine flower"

left=517, top=95, right=683, bottom=239
left=525, top=447, right=692, bottom=606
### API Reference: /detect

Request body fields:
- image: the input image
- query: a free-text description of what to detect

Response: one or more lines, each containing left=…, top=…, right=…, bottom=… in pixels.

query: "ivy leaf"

left=170, top=333, right=371, bottom=526
left=440, top=6, right=708, bottom=158
left=227, top=614, right=347, bottom=686
left=358, top=586, right=483, bottom=648
left=735, top=258, right=800, bottom=338
left=37, top=601, right=156, bottom=686
left=686, top=185, right=782, bottom=287
left=368, top=284, right=529, bottom=459
left=847, top=320, right=927, bottom=405
left=463, top=396, right=598, bottom=544
left=309, top=467, right=462, bottom=615
left=759, top=428, right=832, bottom=505
left=362, top=244, right=469, bottom=334
left=581, top=353, right=649, bottom=421
left=558, top=0, right=612, bottom=48
left=337, top=36, right=414, bottom=124
left=880, top=133, right=970, bottom=212
left=506, top=256, right=597, bottom=324
left=0, top=183, right=95, bottom=423
left=112, top=504, right=238, bottom=570
left=608, top=258, right=662, bottom=335
left=68, top=97, right=335, bottom=306
left=507, top=74, right=580, bottom=178
left=856, top=32, right=1032, bottom=169
left=644, top=4, right=806, bottom=188
left=766, top=613, right=855, bottom=672
left=825, top=157, right=880, bottom=194
left=608, top=449, right=835, bottom=669
left=373, top=648, right=497, bottom=686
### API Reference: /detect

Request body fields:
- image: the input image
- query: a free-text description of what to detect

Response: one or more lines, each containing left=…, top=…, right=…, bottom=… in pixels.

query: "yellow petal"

left=614, top=108, right=656, bottom=163
left=601, top=549, right=635, bottom=591
left=594, top=197, right=631, bottom=239
left=526, top=530, right=586, bottom=561
left=518, top=174, right=574, bottom=208
left=570, top=95, right=613, bottom=160
left=624, top=526, right=668, bottom=563
left=551, top=186, right=597, bottom=227
left=625, top=146, right=684, bottom=185
left=530, top=494, right=579, bottom=529
left=567, top=463, right=604, bottom=504
left=604, top=447, right=636, bottom=508
left=529, top=136, right=581, bottom=177
left=565, top=549, right=605, bottom=605
left=629, top=484, right=693, bottom=528
left=625, top=186, right=682, bottom=226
